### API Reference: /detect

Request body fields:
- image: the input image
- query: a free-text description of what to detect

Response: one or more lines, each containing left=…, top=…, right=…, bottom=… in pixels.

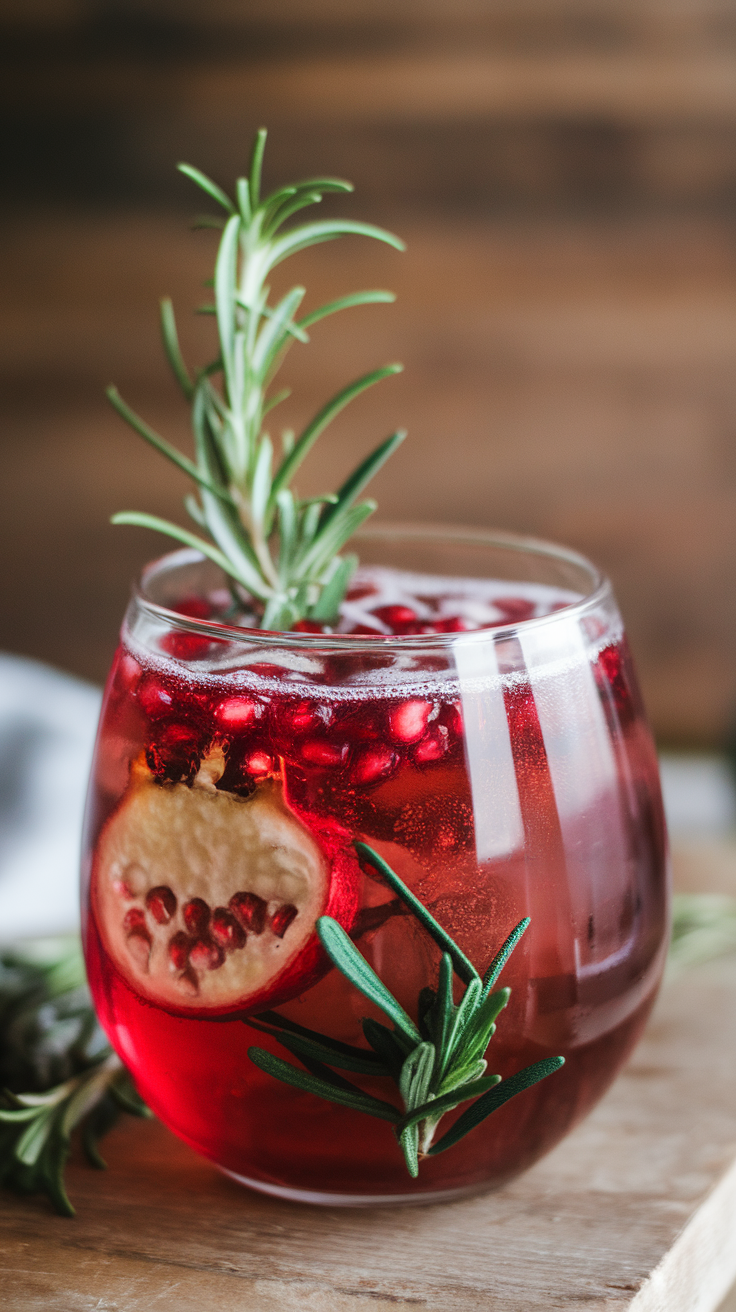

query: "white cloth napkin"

left=0, top=653, right=101, bottom=941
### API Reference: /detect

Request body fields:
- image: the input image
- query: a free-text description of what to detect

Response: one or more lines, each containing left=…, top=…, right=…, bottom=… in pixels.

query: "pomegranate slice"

left=91, top=749, right=360, bottom=1016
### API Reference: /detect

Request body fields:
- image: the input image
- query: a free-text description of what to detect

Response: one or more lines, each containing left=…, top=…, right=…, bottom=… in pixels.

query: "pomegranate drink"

left=83, top=540, right=668, bottom=1203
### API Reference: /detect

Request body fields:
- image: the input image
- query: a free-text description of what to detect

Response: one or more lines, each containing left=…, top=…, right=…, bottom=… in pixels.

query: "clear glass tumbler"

left=82, top=525, right=668, bottom=1204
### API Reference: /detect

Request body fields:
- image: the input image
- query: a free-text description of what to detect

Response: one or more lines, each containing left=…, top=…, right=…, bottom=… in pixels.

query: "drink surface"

left=82, top=565, right=668, bottom=1200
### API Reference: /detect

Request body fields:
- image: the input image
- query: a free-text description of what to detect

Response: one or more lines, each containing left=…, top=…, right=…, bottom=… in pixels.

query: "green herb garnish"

left=109, top=127, right=406, bottom=631
left=2, top=890, right=730, bottom=1211
left=248, top=843, right=564, bottom=1177
left=0, top=937, right=149, bottom=1216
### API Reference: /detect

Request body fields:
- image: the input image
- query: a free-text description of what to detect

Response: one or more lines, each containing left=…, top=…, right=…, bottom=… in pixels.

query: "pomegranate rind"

left=92, top=755, right=359, bottom=1016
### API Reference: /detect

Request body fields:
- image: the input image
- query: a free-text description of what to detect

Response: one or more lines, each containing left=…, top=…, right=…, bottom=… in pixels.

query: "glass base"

left=220, top=1167, right=493, bottom=1208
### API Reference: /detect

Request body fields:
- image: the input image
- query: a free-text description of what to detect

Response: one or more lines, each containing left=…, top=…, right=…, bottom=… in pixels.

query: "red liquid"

left=82, top=571, right=668, bottom=1201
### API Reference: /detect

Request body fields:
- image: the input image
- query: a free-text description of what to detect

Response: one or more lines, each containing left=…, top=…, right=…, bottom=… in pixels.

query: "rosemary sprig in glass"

left=248, top=843, right=564, bottom=1177
left=0, top=937, right=148, bottom=1216
left=2, top=890, right=732, bottom=1211
left=109, top=127, right=406, bottom=630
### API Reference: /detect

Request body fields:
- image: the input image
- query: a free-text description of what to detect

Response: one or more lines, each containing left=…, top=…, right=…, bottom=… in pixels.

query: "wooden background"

left=2, top=0, right=736, bottom=745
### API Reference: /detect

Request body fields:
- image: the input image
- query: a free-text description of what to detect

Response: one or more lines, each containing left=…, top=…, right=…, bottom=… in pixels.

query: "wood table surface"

left=3, top=844, right=736, bottom=1312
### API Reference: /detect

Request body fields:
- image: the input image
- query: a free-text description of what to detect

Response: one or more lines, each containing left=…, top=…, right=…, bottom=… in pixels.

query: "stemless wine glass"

left=81, top=524, right=668, bottom=1205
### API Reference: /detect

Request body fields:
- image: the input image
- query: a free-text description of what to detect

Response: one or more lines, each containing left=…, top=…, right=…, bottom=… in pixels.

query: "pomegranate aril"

left=215, top=696, right=261, bottom=730
left=298, top=739, right=349, bottom=768
left=440, top=701, right=464, bottom=738
left=173, top=596, right=212, bottom=620
left=146, top=722, right=204, bottom=784
left=160, top=631, right=216, bottom=661
left=414, top=726, right=449, bottom=764
left=346, top=583, right=378, bottom=601
left=145, top=885, right=177, bottom=925
left=349, top=744, right=398, bottom=786
left=271, top=903, right=298, bottom=938
left=229, top=891, right=268, bottom=935
left=210, top=907, right=247, bottom=951
left=372, top=604, right=417, bottom=628
left=168, top=931, right=192, bottom=971
left=183, top=897, right=211, bottom=936
left=493, top=596, right=536, bottom=623
left=293, top=619, right=325, bottom=634
left=245, top=749, right=276, bottom=777
left=189, top=938, right=225, bottom=971
left=281, top=700, right=330, bottom=734
left=388, top=699, right=431, bottom=745
left=123, top=908, right=147, bottom=933
left=137, top=676, right=175, bottom=719
left=433, top=616, right=470, bottom=633
left=116, top=653, right=142, bottom=695
left=596, top=641, right=634, bottom=718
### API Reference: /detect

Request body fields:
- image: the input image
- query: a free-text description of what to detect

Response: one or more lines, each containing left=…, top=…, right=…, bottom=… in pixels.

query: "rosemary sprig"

left=0, top=938, right=149, bottom=1216
left=109, top=127, right=407, bottom=630
left=248, top=843, right=564, bottom=1177
left=1, top=891, right=730, bottom=1212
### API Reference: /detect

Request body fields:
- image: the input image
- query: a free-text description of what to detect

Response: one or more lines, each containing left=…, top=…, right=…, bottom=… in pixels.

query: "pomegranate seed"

left=189, top=938, right=225, bottom=971
left=372, top=605, right=417, bottom=628
left=596, top=641, right=633, bottom=716
left=215, top=697, right=260, bottom=730
left=146, top=723, right=203, bottom=784
left=210, top=907, right=247, bottom=951
left=137, top=676, right=174, bottom=719
left=173, top=596, right=212, bottom=620
left=123, top=908, right=147, bottom=933
left=298, top=739, right=349, bottom=767
left=160, top=632, right=215, bottom=661
left=145, top=885, right=177, bottom=925
left=493, top=596, right=536, bottom=624
left=271, top=904, right=298, bottom=938
left=414, top=726, right=449, bottom=764
left=440, top=701, right=464, bottom=738
left=245, top=749, right=276, bottom=776
left=346, top=583, right=378, bottom=601
left=168, top=931, right=192, bottom=971
left=183, top=897, right=210, bottom=936
left=117, top=653, right=142, bottom=694
left=293, top=619, right=324, bottom=633
left=434, top=616, right=470, bottom=633
left=281, top=701, right=329, bottom=734
left=229, top=891, right=268, bottom=934
left=388, top=700, right=431, bottom=744
left=349, top=744, right=398, bottom=786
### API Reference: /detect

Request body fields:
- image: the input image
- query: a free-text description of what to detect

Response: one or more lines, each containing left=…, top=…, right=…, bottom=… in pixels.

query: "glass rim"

left=133, top=521, right=611, bottom=653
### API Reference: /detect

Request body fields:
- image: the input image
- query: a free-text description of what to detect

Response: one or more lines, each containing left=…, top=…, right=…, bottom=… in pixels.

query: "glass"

left=81, top=524, right=668, bottom=1205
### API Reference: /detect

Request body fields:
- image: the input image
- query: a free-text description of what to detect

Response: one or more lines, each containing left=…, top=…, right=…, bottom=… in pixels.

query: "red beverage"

left=82, top=532, right=668, bottom=1203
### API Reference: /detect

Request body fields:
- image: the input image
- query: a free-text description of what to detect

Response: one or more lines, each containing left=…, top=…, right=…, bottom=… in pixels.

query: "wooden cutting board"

left=3, top=849, right=736, bottom=1311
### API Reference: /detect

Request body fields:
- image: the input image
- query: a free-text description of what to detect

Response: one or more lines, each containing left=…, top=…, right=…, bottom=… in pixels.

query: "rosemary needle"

left=248, top=843, right=564, bottom=1177
left=109, top=127, right=407, bottom=631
